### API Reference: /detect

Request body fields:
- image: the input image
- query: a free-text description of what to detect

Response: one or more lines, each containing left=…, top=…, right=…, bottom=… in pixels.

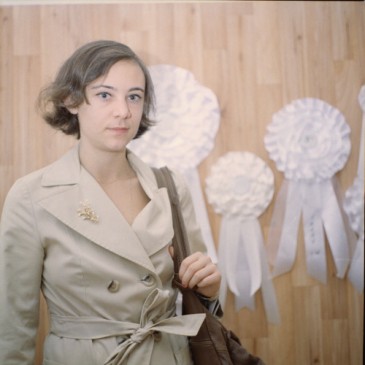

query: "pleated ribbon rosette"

left=205, top=151, right=280, bottom=324
left=128, top=65, right=220, bottom=262
left=265, top=98, right=352, bottom=283
left=344, top=86, right=364, bottom=292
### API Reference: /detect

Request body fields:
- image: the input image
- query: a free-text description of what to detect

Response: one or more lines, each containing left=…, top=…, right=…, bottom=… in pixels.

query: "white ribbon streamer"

left=206, top=152, right=280, bottom=324
left=270, top=180, right=350, bottom=283
left=301, top=182, right=327, bottom=283
left=183, top=168, right=217, bottom=262
left=217, top=217, right=280, bottom=324
left=322, top=180, right=350, bottom=278
left=269, top=180, right=302, bottom=277
left=265, top=98, right=352, bottom=283
left=344, top=85, right=365, bottom=292
left=347, top=228, right=364, bottom=292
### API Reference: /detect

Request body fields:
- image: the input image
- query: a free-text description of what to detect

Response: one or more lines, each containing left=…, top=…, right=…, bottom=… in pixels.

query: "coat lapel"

left=36, top=145, right=164, bottom=273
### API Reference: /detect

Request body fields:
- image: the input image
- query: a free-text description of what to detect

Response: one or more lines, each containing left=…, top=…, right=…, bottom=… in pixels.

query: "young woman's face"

left=70, top=60, right=145, bottom=154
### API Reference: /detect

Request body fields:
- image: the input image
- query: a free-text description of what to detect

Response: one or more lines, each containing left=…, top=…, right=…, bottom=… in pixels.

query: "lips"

left=108, top=127, right=129, bottom=134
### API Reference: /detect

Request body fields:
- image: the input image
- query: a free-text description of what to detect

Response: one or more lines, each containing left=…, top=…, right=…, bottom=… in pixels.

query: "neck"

left=78, top=143, right=135, bottom=184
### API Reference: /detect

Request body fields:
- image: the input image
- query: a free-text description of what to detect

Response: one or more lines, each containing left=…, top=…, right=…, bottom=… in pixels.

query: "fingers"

left=179, top=252, right=221, bottom=298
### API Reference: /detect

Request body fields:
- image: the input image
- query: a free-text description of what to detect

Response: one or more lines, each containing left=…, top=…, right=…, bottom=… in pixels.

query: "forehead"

left=90, top=60, right=146, bottom=87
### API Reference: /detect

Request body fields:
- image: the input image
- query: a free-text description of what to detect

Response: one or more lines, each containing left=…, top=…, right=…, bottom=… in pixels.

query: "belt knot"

left=129, top=321, right=154, bottom=344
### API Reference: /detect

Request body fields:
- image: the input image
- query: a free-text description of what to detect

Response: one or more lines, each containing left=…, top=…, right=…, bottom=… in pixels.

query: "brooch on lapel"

left=77, top=200, right=99, bottom=223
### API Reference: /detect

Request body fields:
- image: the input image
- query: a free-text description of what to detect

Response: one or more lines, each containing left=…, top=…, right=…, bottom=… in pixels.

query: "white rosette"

left=129, top=65, right=220, bottom=261
left=344, top=86, right=364, bottom=292
left=265, top=98, right=352, bottom=283
left=205, top=152, right=280, bottom=324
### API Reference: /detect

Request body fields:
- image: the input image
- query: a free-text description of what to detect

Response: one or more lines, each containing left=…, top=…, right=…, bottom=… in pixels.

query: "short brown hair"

left=38, top=40, right=155, bottom=139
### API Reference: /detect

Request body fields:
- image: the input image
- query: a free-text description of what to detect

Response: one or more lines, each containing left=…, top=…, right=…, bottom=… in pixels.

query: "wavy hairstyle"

left=38, top=40, right=155, bottom=139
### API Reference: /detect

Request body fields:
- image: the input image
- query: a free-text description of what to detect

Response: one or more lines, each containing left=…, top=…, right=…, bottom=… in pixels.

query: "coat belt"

left=49, top=288, right=206, bottom=365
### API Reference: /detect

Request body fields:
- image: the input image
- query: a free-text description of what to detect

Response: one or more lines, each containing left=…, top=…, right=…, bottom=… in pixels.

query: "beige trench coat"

left=0, top=145, right=207, bottom=365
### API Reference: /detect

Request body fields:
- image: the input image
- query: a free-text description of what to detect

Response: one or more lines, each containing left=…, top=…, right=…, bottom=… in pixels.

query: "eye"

left=128, top=94, right=143, bottom=103
left=97, top=92, right=111, bottom=100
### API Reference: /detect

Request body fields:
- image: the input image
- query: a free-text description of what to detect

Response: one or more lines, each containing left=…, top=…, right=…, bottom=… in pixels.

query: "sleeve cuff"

left=195, top=293, right=223, bottom=317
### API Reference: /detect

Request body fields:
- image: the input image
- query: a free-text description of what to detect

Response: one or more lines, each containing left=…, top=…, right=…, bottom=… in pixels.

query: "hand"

left=178, top=251, right=221, bottom=299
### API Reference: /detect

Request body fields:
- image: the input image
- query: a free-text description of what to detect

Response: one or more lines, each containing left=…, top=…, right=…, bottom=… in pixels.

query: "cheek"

left=77, top=112, right=102, bottom=136
left=133, top=103, right=144, bottom=116
left=132, top=106, right=144, bottom=123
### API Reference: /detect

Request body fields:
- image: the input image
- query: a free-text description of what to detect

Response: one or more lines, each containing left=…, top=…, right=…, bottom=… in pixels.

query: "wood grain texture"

left=0, top=2, right=364, bottom=365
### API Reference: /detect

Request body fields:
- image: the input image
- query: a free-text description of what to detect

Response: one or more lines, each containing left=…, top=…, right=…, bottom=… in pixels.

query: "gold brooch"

left=77, top=200, right=99, bottom=223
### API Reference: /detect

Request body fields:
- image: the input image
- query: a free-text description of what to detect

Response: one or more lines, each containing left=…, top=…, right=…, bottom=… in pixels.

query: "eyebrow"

left=90, top=84, right=145, bottom=92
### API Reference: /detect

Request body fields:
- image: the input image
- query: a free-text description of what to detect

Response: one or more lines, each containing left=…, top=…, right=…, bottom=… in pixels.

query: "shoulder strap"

left=152, top=167, right=191, bottom=275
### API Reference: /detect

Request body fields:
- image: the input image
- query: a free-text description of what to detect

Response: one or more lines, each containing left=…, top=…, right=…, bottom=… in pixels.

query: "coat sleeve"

left=0, top=179, right=44, bottom=365
left=170, top=170, right=208, bottom=255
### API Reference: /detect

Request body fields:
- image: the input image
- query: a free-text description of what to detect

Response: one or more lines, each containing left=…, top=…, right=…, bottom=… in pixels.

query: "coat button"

left=141, top=274, right=155, bottom=286
left=107, top=280, right=120, bottom=293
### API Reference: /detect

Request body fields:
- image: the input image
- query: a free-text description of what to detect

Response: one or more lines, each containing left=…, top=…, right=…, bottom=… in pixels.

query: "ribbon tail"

left=357, top=102, right=364, bottom=181
left=241, top=219, right=262, bottom=297
left=348, top=237, right=364, bottom=292
left=217, top=216, right=232, bottom=308
left=219, top=217, right=255, bottom=311
left=321, top=180, right=350, bottom=279
left=271, top=181, right=302, bottom=277
left=233, top=244, right=255, bottom=312
left=301, top=183, right=327, bottom=283
left=183, top=168, right=218, bottom=262
left=251, top=219, right=281, bottom=324
left=218, top=274, right=228, bottom=310
left=234, top=287, right=255, bottom=312
left=225, top=218, right=245, bottom=298
left=266, top=179, right=289, bottom=266
left=232, top=219, right=260, bottom=311
left=333, top=177, right=361, bottom=257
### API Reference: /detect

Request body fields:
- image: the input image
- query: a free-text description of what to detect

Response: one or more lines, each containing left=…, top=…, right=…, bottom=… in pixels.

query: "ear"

left=64, top=96, right=78, bottom=115
left=67, top=107, right=78, bottom=115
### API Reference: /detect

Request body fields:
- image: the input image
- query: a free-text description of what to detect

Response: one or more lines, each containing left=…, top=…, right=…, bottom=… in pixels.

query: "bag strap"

left=153, top=167, right=223, bottom=316
left=152, top=167, right=191, bottom=276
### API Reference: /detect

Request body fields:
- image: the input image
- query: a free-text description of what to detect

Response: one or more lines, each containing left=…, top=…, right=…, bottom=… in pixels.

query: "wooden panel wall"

left=0, top=2, right=364, bottom=365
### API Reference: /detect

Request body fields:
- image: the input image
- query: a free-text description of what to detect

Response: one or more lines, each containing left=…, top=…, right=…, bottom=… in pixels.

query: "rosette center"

left=232, top=175, right=252, bottom=195
left=299, top=132, right=318, bottom=149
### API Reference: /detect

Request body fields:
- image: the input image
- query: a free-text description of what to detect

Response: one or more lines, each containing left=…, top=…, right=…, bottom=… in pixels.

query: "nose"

left=113, top=98, right=131, bottom=119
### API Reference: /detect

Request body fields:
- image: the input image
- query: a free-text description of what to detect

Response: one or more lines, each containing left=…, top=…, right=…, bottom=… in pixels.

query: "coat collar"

left=41, top=144, right=81, bottom=187
left=37, top=144, right=172, bottom=274
left=40, top=144, right=159, bottom=194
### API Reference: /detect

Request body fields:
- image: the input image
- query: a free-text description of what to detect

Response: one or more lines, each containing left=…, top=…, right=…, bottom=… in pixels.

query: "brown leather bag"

left=153, top=167, right=266, bottom=365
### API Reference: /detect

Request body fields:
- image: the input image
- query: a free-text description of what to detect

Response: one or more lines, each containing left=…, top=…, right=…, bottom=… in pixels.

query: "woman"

left=0, top=40, right=221, bottom=365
